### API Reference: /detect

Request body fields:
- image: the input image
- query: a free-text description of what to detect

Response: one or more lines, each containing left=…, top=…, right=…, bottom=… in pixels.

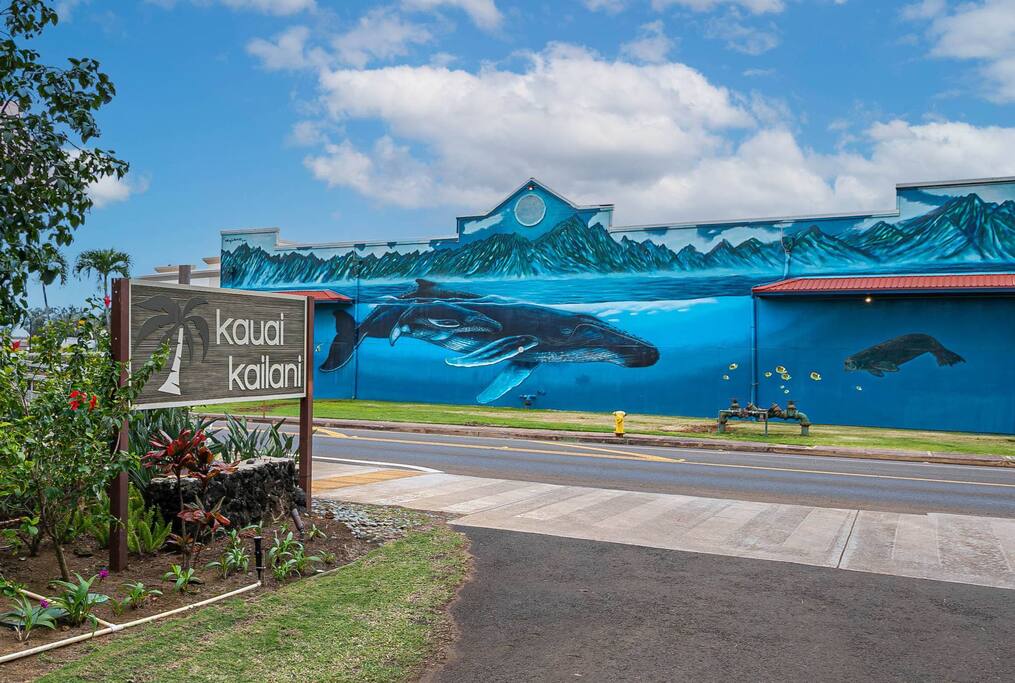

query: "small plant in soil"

left=162, top=565, right=198, bottom=593
left=0, top=595, right=63, bottom=642
left=0, top=574, right=26, bottom=599
left=49, top=572, right=110, bottom=629
left=290, top=545, right=322, bottom=577
left=319, top=550, right=337, bottom=565
left=306, top=523, right=327, bottom=541
left=205, top=546, right=250, bottom=579
left=267, top=531, right=321, bottom=580
left=122, top=582, right=162, bottom=609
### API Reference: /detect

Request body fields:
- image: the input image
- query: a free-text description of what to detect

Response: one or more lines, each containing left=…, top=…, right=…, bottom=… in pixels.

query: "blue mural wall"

left=221, top=178, right=1015, bottom=433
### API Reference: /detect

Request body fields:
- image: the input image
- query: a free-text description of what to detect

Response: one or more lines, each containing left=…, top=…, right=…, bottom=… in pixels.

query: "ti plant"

left=0, top=595, right=63, bottom=642
left=162, top=564, right=197, bottom=593
left=143, top=428, right=236, bottom=571
left=49, top=572, right=110, bottom=629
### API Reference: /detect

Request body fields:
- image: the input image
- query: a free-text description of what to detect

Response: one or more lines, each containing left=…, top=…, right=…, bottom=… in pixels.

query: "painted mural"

left=220, top=178, right=1015, bottom=433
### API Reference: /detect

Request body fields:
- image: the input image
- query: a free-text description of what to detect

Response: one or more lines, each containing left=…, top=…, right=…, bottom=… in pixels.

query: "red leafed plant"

left=144, top=429, right=237, bottom=570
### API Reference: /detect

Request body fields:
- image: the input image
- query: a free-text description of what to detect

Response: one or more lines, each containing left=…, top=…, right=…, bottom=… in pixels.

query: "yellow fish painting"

left=781, top=373, right=791, bottom=381
left=809, top=371, right=822, bottom=381
left=764, top=371, right=773, bottom=378
left=722, top=374, right=730, bottom=380
left=728, top=363, right=738, bottom=370
left=775, top=365, right=786, bottom=374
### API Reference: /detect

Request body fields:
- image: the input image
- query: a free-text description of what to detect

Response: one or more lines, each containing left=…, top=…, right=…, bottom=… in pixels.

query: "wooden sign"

left=128, top=281, right=308, bottom=409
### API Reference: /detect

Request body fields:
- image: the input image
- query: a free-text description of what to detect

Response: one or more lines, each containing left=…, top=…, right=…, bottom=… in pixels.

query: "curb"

left=200, top=413, right=1014, bottom=469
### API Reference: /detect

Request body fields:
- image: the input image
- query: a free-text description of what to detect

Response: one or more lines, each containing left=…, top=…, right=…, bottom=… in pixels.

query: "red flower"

left=88, top=394, right=98, bottom=411
left=103, top=295, right=111, bottom=308
left=11, top=340, right=20, bottom=351
left=69, top=389, right=82, bottom=410
left=70, top=399, right=81, bottom=411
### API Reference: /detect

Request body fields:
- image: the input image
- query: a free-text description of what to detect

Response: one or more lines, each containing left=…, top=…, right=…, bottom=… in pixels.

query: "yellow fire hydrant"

left=613, top=410, right=626, bottom=438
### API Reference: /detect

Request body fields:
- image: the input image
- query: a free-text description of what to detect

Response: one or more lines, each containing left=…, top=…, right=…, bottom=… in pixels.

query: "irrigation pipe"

left=0, top=581, right=261, bottom=665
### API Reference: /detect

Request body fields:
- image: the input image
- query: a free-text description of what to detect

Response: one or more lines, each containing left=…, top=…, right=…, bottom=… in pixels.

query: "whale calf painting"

left=221, top=176, right=1015, bottom=434
left=320, top=280, right=659, bottom=403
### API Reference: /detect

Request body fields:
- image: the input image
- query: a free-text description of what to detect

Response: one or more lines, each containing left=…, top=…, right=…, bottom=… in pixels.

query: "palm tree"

left=74, top=248, right=132, bottom=298
left=37, top=250, right=68, bottom=311
left=134, top=295, right=209, bottom=396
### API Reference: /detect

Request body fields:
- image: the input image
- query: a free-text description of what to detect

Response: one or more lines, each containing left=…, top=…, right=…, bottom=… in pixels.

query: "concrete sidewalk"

left=207, top=412, right=1014, bottom=468
left=319, top=467, right=1015, bottom=590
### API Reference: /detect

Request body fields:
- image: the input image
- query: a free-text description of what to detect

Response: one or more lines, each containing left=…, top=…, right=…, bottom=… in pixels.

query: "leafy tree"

left=0, top=0, right=127, bottom=326
left=0, top=309, right=167, bottom=580
left=36, top=249, right=67, bottom=310
left=74, top=248, right=132, bottom=299
left=22, top=304, right=86, bottom=337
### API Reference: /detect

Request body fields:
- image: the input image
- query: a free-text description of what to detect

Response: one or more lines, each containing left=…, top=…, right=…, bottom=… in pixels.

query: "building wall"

left=221, top=178, right=1015, bottom=433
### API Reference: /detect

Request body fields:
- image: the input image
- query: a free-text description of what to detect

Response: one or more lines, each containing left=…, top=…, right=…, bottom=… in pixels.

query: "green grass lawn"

left=39, top=528, right=469, bottom=683
left=200, top=398, right=1015, bottom=457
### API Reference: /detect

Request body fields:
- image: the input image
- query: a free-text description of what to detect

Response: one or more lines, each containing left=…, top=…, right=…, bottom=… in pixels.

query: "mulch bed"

left=0, top=512, right=375, bottom=668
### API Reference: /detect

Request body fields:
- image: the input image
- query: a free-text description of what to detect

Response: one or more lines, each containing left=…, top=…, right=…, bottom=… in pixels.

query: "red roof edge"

left=753, top=273, right=1015, bottom=295
left=276, top=289, right=352, bottom=302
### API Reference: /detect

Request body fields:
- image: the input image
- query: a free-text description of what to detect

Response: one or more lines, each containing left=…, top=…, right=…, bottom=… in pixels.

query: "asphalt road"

left=427, top=527, right=1015, bottom=683
left=300, top=426, right=1015, bottom=518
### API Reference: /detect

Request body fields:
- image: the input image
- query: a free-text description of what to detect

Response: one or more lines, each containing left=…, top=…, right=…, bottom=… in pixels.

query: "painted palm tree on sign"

left=134, top=294, right=209, bottom=396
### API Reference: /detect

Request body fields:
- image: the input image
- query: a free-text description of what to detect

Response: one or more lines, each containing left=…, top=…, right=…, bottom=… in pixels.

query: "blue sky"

left=28, top=0, right=1015, bottom=308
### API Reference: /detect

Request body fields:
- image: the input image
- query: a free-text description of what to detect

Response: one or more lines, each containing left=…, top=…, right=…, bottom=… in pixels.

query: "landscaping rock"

left=146, top=457, right=303, bottom=529
left=312, top=500, right=419, bottom=542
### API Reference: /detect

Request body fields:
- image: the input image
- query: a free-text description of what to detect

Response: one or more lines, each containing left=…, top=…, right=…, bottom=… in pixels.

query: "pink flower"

left=39, top=599, right=49, bottom=608
left=98, top=569, right=109, bottom=581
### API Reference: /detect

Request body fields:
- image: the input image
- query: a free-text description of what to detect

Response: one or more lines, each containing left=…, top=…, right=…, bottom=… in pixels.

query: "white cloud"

left=651, top=0, right=784, bottom=14
left=332, top=8, right=433, bottom=68
left=706, top=13, right=780, bottom=54
left=401, top=0, right=502, bottom=30
left=246, top=26, right=317, bottom=71
left=88, top=174, right=149, bottom=209
left=583, top=0, right=628, bottom=12
left=147, top=0, right=314, bottom=15
left=296, top=43, right=1015, bottom=225
left=620, top=21, right=675, bottom=63
left=905, top=0, right=1015, bottom=102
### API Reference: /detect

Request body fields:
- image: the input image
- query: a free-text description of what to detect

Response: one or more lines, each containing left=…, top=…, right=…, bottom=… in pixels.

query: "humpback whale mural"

left=321, top=280, right=659, bottom=403
left=221, top=177, right=1015, bottom=434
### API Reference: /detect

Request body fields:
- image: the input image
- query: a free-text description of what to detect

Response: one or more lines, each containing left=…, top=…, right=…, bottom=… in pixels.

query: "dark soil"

left=0, top=512, right=374, bottom=669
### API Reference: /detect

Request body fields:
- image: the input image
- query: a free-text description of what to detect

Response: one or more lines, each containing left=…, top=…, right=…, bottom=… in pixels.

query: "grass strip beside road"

left=39, top=528, right=469, bottom=683
left=200, top=398, right=1015, bottom=457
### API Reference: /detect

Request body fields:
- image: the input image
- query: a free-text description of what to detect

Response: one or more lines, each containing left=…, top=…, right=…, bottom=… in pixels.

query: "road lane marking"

left=305, top=427, right=1015, bottom=490
left=313, top=455, right=441, bottom=473
left=312, top=427, right=685, bottom=464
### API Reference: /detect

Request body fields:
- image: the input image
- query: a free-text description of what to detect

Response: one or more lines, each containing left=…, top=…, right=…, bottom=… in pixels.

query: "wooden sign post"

left=109, top=279, right=314, bottom=570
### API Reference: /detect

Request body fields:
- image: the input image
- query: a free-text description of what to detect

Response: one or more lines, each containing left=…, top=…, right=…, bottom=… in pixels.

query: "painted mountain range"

left=222, top=193, right=1015, bottom=286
